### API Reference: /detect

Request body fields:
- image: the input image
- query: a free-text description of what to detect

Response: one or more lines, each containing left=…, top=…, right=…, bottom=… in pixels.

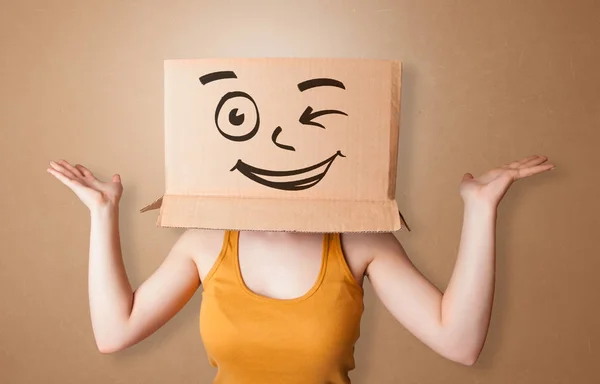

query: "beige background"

left=1, top=1, right=598, bottom=383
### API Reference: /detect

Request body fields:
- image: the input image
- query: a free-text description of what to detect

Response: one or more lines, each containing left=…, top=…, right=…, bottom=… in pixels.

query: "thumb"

left=462, top=172, right=474, bottom=181
left=112, top=174, right=121, bottom=184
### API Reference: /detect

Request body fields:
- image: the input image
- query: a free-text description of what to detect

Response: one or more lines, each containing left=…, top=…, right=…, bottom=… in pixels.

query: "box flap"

left=140, top=196, right=163, bottom=213
left=152, top=194, right=401, bottom=233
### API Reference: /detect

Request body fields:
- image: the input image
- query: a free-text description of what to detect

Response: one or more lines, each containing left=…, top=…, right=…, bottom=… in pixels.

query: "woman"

left=47, top=155, right=554, bottom=383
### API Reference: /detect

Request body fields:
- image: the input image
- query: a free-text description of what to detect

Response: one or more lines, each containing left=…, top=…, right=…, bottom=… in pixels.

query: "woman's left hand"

left=459, top=155, right=555, bottom=208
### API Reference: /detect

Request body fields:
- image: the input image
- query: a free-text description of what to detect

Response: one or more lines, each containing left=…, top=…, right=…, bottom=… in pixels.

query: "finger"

left=518, top=155, right=548, bottom=169
left=506, top=155, right=540, bottom=169
left=59, top=159, right=83, bottom=178
left=75, top=164, right=93, bottom=177
left=516, top=163, right=555, bottom=179
left=47, top=167, right=83, bottom=189
left=112, top=174, right=121, bottom=184
left=462, top=172, right=474, bottom=181
left=49, top=161, right=76, bottom=180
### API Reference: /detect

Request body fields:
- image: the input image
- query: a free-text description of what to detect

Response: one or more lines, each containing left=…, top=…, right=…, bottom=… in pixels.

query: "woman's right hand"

left=47, top=160, right=123, bottom=211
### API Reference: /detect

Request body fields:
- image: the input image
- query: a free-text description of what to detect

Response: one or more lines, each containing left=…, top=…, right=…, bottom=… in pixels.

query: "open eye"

left=215, top=91, right=260, bottom=141
left=299, top=106, right=348, bottom=129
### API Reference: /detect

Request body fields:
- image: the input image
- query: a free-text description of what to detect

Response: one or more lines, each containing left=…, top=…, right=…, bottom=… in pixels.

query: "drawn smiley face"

left=199, top=70, right=348, bottom=191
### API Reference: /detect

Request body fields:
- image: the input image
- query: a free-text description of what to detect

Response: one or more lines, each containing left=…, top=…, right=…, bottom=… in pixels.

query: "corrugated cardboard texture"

left=143, top=58, right=402, bottom=232
left=3, top=1, right=600, bottom=384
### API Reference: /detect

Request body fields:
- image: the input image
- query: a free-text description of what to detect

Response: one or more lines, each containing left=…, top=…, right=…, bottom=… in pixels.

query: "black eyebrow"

left=199, top=71, right=238, bottom=85
left=297, top=78, right=346, bottom=92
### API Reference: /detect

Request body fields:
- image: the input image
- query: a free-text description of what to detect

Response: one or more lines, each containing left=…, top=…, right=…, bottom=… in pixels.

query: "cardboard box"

left=141, top=57, right=402, bottom=232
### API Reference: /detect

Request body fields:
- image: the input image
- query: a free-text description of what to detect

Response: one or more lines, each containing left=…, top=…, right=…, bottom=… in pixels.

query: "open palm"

left=47, top=160, right=123, bottom=210
left=459, top=155, right=555, bottom=207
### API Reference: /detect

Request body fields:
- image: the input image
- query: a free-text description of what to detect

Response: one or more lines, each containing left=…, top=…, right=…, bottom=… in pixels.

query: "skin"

left=47, top=155, right=554, bottom=366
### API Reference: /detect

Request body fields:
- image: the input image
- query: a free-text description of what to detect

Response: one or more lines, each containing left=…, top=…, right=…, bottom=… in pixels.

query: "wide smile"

left=230, top=151, right=345, bottom=191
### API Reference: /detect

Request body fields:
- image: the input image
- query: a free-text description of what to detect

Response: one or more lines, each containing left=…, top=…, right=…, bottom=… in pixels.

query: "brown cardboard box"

left=141, top=57, right=402, bottom=232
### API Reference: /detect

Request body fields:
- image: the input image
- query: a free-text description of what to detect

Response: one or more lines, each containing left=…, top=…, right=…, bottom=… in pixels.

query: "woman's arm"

left=438, top=201, right=496, bottom=363
left=88, top=205, right=200, bottom=353
left=48, top=160, right=200, bottom=353
left=363, top=155, right=554, bottom=365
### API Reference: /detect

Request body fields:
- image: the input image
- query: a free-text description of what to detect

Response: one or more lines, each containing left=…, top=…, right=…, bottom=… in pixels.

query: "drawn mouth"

left=230, top=151, right=345, bottom=191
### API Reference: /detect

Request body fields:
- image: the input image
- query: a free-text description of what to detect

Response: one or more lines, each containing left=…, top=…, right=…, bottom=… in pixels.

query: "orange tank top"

left=199, top=230, right=364, bottom=384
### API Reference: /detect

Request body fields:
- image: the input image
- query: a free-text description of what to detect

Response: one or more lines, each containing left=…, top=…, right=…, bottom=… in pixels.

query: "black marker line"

left=271, top=127, right=296, bottom=151
left=298, top=78, right=346, bottom=92
left=230, top=151, right=344, bottom=177
left=244, top=172, right=323, bottom=191
left=230, top=151, right=345, bottom=191
left=214, top=91, right=259, bottom=142
left=199, top=70, right=238, bottom=85
left=299, top=106, right=348, bottom=129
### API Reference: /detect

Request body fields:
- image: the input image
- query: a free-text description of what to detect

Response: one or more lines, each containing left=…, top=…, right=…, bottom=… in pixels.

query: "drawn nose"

left=271, top=126, right=296, bottom=151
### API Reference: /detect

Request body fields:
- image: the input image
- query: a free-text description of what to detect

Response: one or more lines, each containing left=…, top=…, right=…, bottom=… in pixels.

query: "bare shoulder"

left=172, top=228, right=226, bottom=254
left=171, top=229, right=227, bottom=279
left=340, top=232, right=407, bottom=278
left=340, top=232, right=403, bottom=257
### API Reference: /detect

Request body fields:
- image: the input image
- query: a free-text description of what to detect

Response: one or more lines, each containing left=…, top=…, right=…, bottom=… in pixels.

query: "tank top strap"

left=201, top=230, right=238, bottom=286
left=322, top=232, right=359, bottom=286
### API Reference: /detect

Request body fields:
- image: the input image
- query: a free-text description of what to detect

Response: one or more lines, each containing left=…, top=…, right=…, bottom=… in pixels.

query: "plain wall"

left=1, top=1, right=599, bottom=383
